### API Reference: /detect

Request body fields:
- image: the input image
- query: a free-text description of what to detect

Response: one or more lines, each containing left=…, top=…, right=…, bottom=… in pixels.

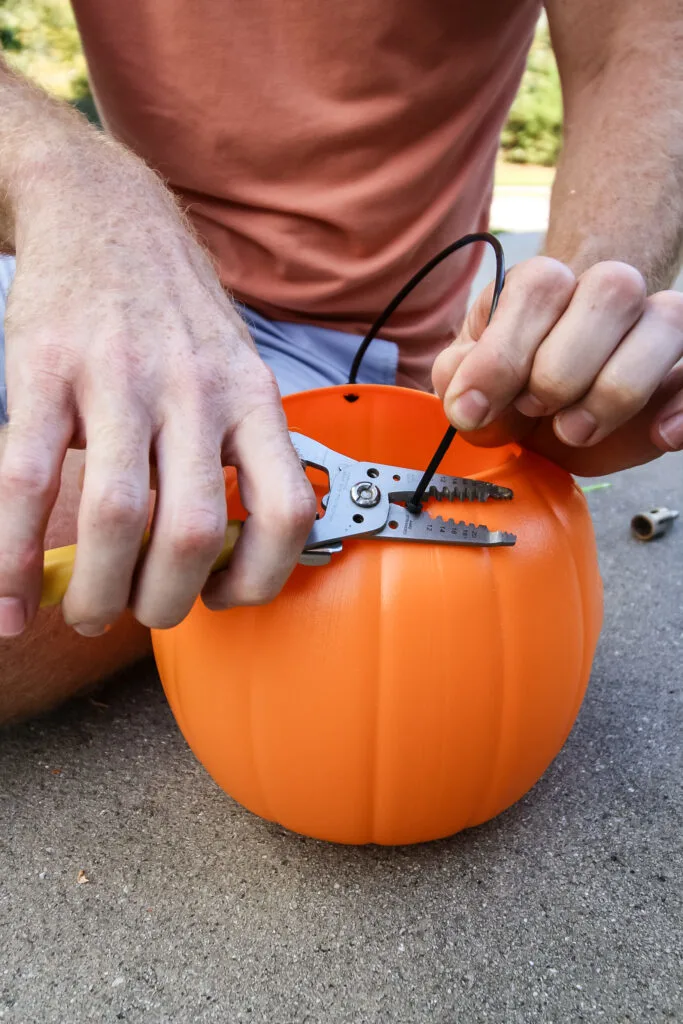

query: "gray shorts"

left=0, top=255, right=398, bottom=424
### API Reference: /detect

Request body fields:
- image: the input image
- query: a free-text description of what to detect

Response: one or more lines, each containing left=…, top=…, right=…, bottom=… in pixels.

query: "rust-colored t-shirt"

left=71, top=0, right=540, bottom=388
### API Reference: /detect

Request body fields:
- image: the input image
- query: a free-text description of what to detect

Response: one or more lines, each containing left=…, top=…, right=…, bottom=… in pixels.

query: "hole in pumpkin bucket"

left=344, top=393, right=360, bottom=403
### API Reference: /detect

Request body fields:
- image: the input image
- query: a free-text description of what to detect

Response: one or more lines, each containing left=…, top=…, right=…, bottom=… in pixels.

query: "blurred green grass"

left=494, top=161, right=555, bottom=189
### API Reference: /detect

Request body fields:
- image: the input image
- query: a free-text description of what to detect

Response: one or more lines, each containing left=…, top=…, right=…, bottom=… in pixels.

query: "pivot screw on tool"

left=351, top=482, right=381, bottom=508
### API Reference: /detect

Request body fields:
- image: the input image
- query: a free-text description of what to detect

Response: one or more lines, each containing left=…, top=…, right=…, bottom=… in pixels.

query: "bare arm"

left=544, top=0, right=683, bottom=291
left=0, top=58, right=314, bottom=640
left=0, top=57, right=141, bottom=249
left=0, top=57, right=66, bottom=247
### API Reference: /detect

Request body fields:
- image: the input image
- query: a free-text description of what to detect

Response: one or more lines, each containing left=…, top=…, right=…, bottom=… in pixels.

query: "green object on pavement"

left=580, top=482, right=613, bottom=494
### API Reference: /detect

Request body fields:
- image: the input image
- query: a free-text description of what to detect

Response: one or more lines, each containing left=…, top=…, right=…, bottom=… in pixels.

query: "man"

left=1, top=0, right=682, bottom=722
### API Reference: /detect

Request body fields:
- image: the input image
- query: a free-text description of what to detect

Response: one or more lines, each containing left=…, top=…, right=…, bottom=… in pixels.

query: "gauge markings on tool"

left=380, top=506, right=516, bottom=546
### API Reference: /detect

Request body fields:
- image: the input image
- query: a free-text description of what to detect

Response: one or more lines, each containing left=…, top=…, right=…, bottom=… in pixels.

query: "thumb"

left=432, top=279, right=497, bottom=399
left=459, top=407, right=538, bottom=450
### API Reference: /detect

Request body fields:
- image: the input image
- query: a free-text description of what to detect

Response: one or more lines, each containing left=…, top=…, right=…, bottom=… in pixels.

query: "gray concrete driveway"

left=1, top=234, right=681, bottom=1023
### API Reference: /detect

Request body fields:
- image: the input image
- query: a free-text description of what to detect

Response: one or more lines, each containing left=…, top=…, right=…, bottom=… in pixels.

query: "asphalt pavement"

left=0, top=233, right=681, bottom=1023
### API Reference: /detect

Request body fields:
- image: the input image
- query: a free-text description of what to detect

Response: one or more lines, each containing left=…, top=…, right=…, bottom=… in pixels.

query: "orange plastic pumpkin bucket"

left=152, top=384, right=603, bottom=845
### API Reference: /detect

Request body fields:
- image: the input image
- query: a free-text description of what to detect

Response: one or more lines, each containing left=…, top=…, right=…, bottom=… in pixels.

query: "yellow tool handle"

left=40, top=520, right=243, bottom=609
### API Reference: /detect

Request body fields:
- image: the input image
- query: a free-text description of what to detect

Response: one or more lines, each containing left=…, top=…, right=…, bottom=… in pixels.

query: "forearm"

left=0, top=57, right=91, bottom=249
left=544, top=37, right=683, bottom=291
left=0, top=56, right=172, bottom=255
left=0, top=54, right=237, bottom=342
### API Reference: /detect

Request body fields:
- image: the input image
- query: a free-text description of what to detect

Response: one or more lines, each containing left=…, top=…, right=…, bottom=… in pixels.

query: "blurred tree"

left=0, top=0, right=97, bottom=121
left=500, top=16, right=563, bottom=166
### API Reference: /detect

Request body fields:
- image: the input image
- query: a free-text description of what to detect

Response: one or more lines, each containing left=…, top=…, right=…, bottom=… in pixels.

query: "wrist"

left=544, top=143, right=683, bottom=294
left=542, top=229, right=612, bottom=281
left=12, top=126, right=176, bottom=252
left=0, top=68, right=88, bottom=241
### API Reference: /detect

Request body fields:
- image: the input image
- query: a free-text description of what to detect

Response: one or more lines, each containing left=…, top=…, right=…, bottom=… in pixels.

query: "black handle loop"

left=347, top=232, right=506, bottom=511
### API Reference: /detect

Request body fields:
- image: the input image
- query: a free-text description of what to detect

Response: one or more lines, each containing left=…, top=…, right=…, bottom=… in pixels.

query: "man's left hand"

left=432, top=257, right=683, bottom=475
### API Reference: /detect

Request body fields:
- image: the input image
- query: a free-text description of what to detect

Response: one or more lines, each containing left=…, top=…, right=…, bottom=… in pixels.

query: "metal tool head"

left=631, top=507, right=679, bottom=542
left=290, top=432, right=517, bottom=556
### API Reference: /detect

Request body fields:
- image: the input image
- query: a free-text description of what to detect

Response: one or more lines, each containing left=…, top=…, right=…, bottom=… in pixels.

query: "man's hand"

left=0, top=141, right=315, bottom=639
left=432, top=257, right=683, bottom=474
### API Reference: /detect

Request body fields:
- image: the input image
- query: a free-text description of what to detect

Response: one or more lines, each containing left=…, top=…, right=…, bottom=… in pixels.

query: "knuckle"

left=89, top=485, right=148, bottom=533
left=590, top=373, right=643, bottom=416
left=231, top=578, right=281, bottom=608
left=67, top=607, right=122, bottom=632
left=0, top=453, right=55, bottom=501
left=182, top=363, right=223, bottom=407
left=269, top=495, right=316, bottom=542
left=131, top=591, right=188, bottom=631
left=0, top=538, right=42, bottom=577
left=182, top=359, right=279, bottom=424
left=215, top=363, right=284, bottom=436
left=204, top=572, right=282, bottom=610
left=248, top=359, right=279, bottom=391
left=166, top=508, right=226, bottom=560
left=64, top=587, right=128, bottom=629
left=518, top=256, right=576, bottom=304
left=33, top=338, right=79, bottom=384
left=583, top=262, right=646, bottom=315
left=240, top=364, right=282, bottom=409
left=294, top=485, right=318, bottom=529
left=484, top=345, right=530, bottom=388
left=647, top=289, right=683, bottom=330
left=529, top=366, right=576, bottom=408
left=139, top=608, right=191, bottom=631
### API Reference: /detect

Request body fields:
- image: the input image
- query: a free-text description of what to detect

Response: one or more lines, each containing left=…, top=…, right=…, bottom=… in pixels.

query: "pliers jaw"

left=290, top=432, right=516, bottom=563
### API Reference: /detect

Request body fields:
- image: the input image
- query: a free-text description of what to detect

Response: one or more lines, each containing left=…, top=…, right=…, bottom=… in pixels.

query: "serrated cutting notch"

left=421, top=479, right=513, bottom=503
left=375, top=505, right=516, bottom=547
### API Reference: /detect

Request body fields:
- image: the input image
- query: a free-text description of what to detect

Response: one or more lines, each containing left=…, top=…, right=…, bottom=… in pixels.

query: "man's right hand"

left=0, top=73, right=315, bottom=639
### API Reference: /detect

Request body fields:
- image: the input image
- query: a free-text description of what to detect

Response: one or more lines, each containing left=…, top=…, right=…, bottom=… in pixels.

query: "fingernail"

left=515, top=393, right=547, bottom=417
left=73, top=623, right=110, bottom=638
left=0, top=597, right=26, bottom=637
left=555, top=409, right=598, bottom=446
left=449, top=389, right=490, bottom=431
left=658, top=412, right=683, bottom=451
